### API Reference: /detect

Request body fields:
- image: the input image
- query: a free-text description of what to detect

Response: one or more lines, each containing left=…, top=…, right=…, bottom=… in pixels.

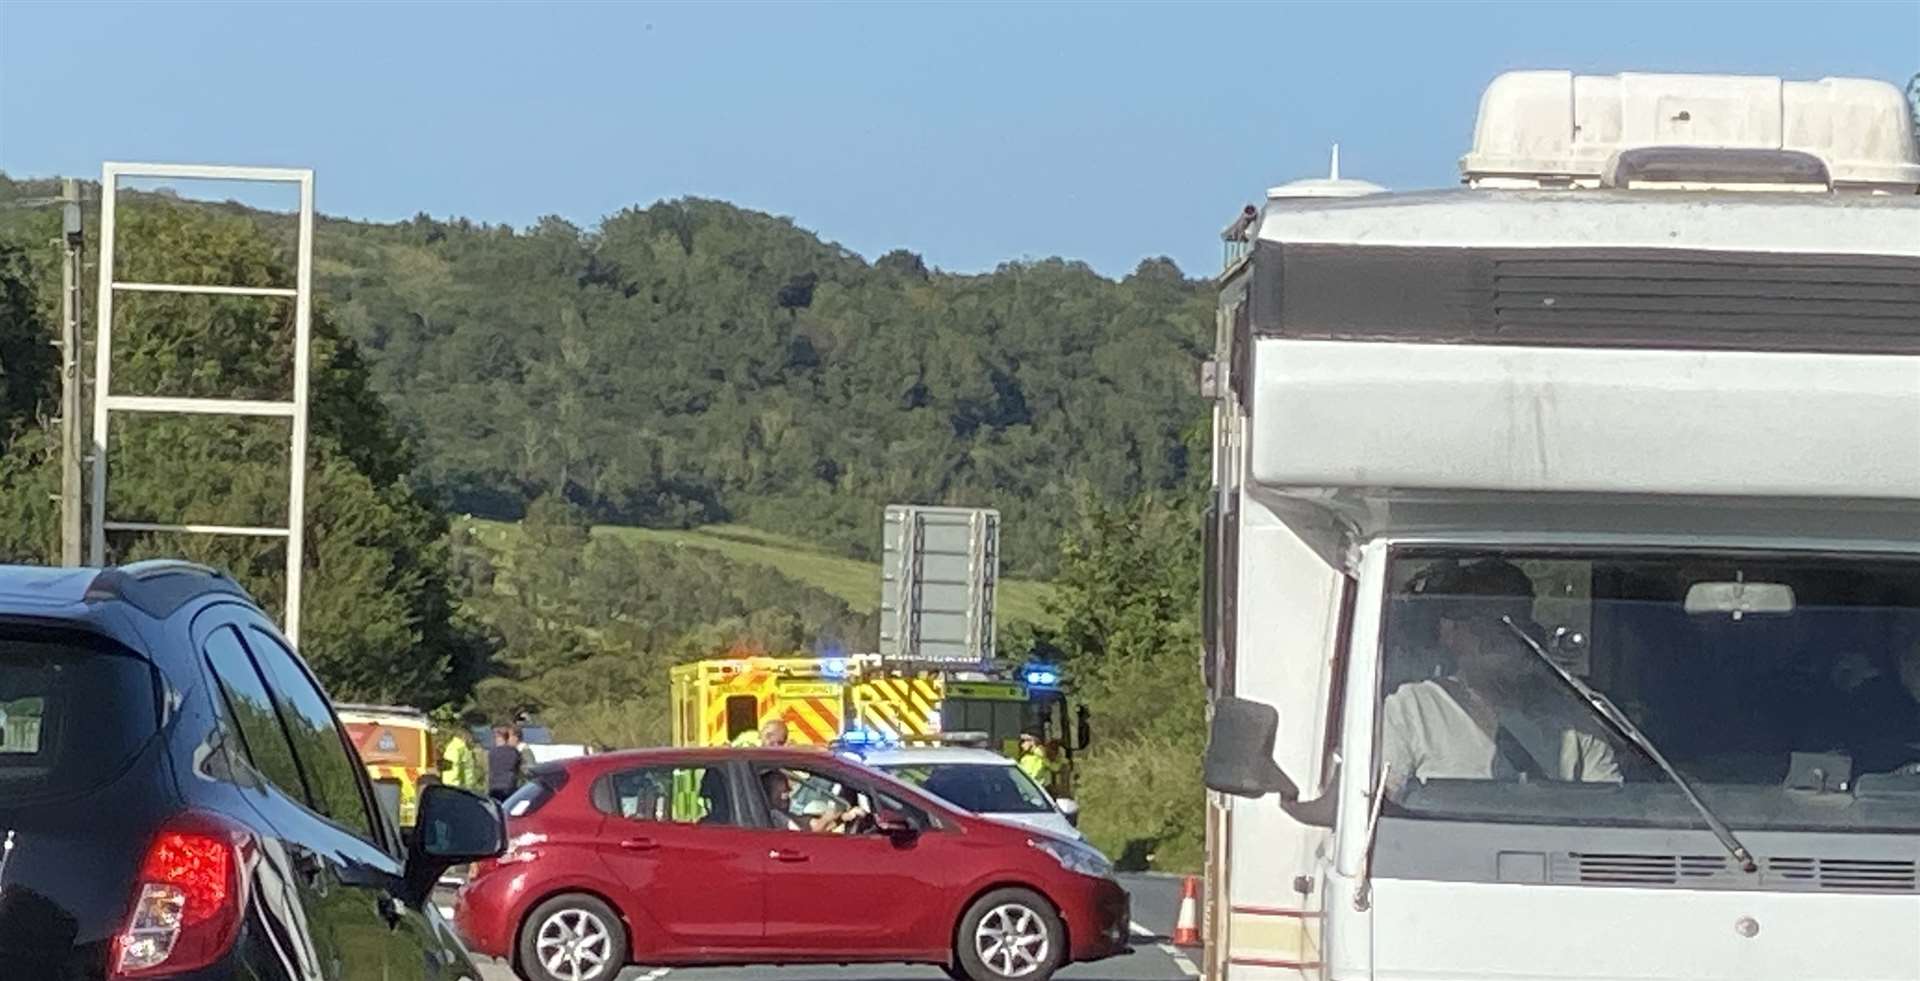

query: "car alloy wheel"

left=534, top=906, right=614, bottom=981
left=973, top=901, right=1051, bottom=977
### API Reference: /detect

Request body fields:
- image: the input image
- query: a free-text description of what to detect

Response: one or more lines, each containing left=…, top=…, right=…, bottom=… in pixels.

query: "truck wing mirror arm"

left=1279, top=793, right=1337, bottom=828
left=1203, top=697, right=1334, bottom=828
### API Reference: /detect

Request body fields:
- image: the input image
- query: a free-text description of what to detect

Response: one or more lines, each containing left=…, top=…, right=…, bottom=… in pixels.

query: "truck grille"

left=1570, top=852, right=1730, bottom=885
left=1767, top=857, right=1919, bottom=892
left=1558, top=852, right=1919, bottom=892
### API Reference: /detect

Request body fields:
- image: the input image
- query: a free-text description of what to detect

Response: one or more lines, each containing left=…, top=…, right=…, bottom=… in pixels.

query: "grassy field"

left=464, top=519, right=1057, bottom=626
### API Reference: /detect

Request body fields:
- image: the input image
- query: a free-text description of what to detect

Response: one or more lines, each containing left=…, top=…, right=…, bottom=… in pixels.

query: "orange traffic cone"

left=1172, top=875, right=1201, bottom=946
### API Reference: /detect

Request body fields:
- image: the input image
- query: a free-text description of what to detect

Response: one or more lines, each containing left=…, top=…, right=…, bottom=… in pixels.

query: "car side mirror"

left=402, top=784, right=505, bottom=903
left=1055, top=798, right=1080, bottom=828
left=1203, top=697, right=1332, bottom=827
left=873, top=808, right=917, bottom=839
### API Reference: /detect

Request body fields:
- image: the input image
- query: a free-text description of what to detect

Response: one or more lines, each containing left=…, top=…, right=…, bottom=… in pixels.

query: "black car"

left=0, top=560, right=505, bottom=980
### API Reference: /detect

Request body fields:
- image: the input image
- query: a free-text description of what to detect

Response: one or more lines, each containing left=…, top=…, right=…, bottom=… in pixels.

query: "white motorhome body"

left=1202, top=71, right=1920, bottom=981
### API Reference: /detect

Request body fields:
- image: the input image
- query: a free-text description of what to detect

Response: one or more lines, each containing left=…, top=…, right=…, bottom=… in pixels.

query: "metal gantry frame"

left=89, top=162, right=315, bottom=643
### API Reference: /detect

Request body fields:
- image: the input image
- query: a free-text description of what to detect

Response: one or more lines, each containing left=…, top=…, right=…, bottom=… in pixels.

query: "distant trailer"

left=881, top=504, right=999, bottom=665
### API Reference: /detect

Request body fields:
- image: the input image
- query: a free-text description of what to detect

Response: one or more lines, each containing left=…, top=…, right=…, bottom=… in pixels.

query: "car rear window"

left=0, top=631, right=158, bottom=803
left=503, top=764, right=570, bottom=818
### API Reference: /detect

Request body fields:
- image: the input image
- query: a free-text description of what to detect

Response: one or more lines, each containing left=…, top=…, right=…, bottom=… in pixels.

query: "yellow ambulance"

left=337, top=703, right=436, bottom=828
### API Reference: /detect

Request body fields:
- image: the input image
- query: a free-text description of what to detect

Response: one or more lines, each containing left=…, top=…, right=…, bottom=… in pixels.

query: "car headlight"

left=1029, top=836, right=1114, bottom=878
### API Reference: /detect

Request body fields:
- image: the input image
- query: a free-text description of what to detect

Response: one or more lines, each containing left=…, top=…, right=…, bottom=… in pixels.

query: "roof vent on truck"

left=1460, top=70, right=1920, bottom=193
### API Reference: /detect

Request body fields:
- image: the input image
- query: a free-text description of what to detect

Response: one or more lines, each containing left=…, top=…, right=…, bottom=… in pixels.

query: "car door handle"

left=769, top=849, right=809, bottom=863
left=619, top=837, right=658, bottom=852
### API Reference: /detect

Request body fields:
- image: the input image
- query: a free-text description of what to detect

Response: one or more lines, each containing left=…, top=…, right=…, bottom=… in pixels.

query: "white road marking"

left=1130, top=920, right=1155, bottom=938
left=634, top=970, right=671, bottom=981
left=1159, top=942, right=1201, bottom=977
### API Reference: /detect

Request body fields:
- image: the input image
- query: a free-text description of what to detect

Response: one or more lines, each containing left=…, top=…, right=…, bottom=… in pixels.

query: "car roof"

left=336, top=705, right=431, bottom=727
left=0, top=560, right=249, bottom=621
left=542, top=745, right=859, bottom=773
left=853, top=747, right=1016, bottom=767
left=0, top=565, right=100, bottom=610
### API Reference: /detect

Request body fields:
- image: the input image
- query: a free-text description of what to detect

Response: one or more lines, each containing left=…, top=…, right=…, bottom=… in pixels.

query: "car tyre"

left=517, top=893, right=628, bottom=981
left=955, top=887, right=1064, bottom=981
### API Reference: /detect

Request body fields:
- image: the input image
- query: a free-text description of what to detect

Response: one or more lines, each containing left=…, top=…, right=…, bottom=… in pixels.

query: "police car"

left=845, top=741, right=1085, bottom=840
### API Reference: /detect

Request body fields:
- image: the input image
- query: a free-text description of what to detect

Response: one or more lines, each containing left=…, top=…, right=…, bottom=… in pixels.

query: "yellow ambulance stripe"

left=893, top=678, right=941, bottom=736
left=856, top=678, right=939, bottom=738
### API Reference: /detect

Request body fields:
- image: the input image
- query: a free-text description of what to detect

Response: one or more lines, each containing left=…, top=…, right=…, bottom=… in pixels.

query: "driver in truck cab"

left=1380, top=559, right=1622, bottom=799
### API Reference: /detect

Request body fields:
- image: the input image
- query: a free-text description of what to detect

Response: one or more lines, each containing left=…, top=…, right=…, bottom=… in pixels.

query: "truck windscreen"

left=1377, top=550, right=1920, bottom=833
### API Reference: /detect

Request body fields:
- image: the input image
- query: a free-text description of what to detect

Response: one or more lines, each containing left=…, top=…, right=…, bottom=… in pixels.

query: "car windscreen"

left=880, top=762, right=1054, bottom=814
left=0, top=631, right=159, bottom=804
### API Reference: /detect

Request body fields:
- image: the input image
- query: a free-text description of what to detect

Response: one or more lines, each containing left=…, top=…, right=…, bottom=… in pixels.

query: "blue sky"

left=2, top=1, right=1914, bottom=277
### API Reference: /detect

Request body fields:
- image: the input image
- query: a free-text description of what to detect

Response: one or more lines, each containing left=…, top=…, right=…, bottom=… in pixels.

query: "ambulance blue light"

left=822, top=657, right=848, bottom=679
left=1023, top=663, right=1061, bottom=689
left=830, top=726, right=898, bottom=759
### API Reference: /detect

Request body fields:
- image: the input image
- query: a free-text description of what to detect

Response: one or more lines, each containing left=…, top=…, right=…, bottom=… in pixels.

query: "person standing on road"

left=439, top=721, right=482, bottom=794
left=733, top=718, right=789, bottom=748
left=760, top=719, right=789, bottom=747
left=1017, top=730, right=1053, bottom=786
left=487, top=725, right=528, bottom=802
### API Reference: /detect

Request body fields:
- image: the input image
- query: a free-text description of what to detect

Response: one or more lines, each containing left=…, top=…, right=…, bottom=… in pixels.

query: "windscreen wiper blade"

left=1501, top=616, right=1758, bottom=874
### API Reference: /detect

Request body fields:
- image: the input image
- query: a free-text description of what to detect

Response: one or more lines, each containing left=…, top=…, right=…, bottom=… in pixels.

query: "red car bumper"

left=452, top=863, right=526, bottom=960
left=1058, top=874, right=1133, bottom=963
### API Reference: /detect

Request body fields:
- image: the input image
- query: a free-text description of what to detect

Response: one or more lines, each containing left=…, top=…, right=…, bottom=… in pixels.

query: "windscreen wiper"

left=1500, top=616, right=1758, bottom=874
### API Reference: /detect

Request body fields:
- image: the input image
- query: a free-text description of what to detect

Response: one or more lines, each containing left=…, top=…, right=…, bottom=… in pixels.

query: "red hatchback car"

left=454, top=747, right=1129, bottom=981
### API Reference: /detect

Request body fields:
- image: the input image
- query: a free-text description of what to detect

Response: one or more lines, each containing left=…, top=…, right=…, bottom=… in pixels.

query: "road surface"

left=455, top=873, right=1200, bottom=981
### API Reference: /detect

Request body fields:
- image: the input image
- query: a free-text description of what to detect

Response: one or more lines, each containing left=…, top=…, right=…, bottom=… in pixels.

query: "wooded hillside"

left=307, top=197, right=1213, bottom=575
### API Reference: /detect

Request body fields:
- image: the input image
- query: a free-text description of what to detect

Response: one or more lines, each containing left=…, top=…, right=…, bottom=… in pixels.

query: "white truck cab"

left=1201, top=71, right=1920, bottom=981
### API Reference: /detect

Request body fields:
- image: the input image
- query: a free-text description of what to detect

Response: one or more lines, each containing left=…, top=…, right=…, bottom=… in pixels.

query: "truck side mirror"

left=1075, top=705, right=1092, bottom=751
left=1204, top=698, right=1335, bottom=831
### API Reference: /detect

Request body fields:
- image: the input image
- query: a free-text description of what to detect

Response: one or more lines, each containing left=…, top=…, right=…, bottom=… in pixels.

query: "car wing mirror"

left=1055, top=797, right=1080, bottom=827
left=402, top=784, right=505, bottom=903
left=874, top=808, right=916, bottom=838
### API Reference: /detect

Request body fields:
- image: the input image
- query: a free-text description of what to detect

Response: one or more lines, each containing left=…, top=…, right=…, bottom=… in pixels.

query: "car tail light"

left=111, top=812, right=252, bottom=978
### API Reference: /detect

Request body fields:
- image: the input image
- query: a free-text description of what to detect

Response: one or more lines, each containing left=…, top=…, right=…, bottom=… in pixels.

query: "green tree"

left=1027, top=489, right=1207, bottom=871
left=0, top=237, right=58, bottom=564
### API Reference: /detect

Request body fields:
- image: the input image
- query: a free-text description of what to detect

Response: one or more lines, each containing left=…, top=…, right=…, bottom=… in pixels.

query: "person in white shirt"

left=759, top=769, right=868, bottom=833
left=1381, top=560, right=1622, bottom=800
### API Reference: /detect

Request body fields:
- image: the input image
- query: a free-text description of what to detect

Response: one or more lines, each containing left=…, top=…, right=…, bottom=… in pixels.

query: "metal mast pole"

left=58, top=178, right=84, bottom=567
